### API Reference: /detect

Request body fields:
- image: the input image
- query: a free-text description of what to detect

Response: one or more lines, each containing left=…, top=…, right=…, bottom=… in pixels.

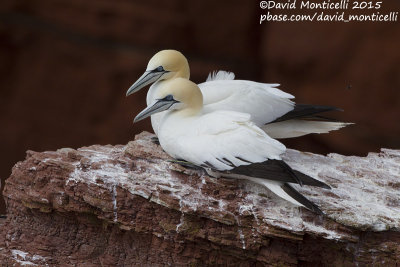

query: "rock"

left=1, top=131, right=400, bottom=266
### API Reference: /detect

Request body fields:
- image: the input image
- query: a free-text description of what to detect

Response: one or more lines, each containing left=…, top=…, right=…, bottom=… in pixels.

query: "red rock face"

left=1, top=1, right=399, bottom=216
left=1, top=132, right=400, bottom=266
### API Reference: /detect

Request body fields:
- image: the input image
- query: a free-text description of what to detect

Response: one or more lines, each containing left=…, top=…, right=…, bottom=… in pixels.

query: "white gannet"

left=126, top=50, right=351, bottom=137
left=133, top=78, right=330, bottom=214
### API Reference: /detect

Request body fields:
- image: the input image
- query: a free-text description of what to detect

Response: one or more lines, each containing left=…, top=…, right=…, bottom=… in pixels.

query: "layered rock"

left=1, top=132, right=400, bottom=266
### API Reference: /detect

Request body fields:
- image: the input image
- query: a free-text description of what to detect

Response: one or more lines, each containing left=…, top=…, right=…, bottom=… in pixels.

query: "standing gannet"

left=133, top=78, right=330, bottom=214
left=126, top=50, right=351, bottom=137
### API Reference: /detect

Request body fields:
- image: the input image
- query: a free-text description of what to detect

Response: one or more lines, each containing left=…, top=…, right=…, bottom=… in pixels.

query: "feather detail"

left=281, top=183, right=324, bottom=215
left=240, top=177, right=324, bottom=214
left=263, top=120, right=354, bottom=139
left=223, top=159, right=331, bottom=189
left=206, top=70, right=235, bottom=82
left=271, top=104, right=342, bottom=123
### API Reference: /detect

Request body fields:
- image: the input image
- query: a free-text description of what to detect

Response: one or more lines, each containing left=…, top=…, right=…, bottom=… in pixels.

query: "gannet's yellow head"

left=134, top=78, right=202, bottom=123
left=126, top=50, right=190, bottom=96
left=147, top=50, right=190, bottom=79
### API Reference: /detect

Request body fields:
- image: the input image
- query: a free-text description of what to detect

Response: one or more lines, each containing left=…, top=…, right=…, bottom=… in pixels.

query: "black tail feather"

left=292, top=170, right=331, bottom=189
left=281, top=183, right=324, bottom=215
left=271, top=104, right=343, bottom=123
left=276, top=160, right=303, bottom=186
left=230, top=160, right=331, bottom=189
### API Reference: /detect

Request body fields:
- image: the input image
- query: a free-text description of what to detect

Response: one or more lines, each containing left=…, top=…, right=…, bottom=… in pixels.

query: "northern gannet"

left=126, top=50, right=351, bottom=137
left=133, top=78, right=330, bottom=214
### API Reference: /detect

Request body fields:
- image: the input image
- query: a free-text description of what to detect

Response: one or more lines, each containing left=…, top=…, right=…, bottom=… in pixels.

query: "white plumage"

left=159, top=110, right=285, bottom=171
left=263, top=119, right=351, bottom=139
left=200, top=79, right=294, bottom=125
left=206, top=70, right=235, bottom=81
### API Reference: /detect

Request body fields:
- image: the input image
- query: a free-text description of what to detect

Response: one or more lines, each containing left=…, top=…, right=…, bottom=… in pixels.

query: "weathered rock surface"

left=1, top=131, right=400, bottom=266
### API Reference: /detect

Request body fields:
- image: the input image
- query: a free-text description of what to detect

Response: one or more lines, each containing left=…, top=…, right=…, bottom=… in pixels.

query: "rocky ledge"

left=1, top=132, right=400, bottom=266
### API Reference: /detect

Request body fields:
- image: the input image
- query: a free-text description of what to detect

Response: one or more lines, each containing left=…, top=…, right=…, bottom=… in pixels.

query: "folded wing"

left=199, top=78, right=295, bottom=126
left=162, top=110, right=286, bottom=171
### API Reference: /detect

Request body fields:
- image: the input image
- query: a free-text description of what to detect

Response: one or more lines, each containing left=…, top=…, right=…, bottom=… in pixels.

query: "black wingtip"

left=321, top=183, right=331, bottom=190
left=292, top=170, right=331, bottom=189
left=282, top=183, right=324, bottom=215
left=297, top=104, right=343, bottom=113
left=270, top=104, right=344, bottom=123
left=276, top=160, right=304, bottom=187
left=229, top=160, right=332, bottom=189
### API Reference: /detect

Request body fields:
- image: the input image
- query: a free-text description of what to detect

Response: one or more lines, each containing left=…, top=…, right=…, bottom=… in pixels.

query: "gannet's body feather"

left=159, top=110, right=285, bottom=171
left=200, top=79, right=294, bottom=125
left=206, top=70, right=235, bottom=82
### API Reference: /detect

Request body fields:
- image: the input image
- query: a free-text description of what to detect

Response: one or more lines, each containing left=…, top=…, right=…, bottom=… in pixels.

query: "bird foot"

left=151, top=136, right=160, bottom=145
left=168, top=159, right=204, bottom=170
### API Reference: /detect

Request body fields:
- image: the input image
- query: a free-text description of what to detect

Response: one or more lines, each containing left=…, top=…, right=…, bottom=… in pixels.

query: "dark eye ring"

left=164, top=94, right=173, bottom=101
left=156, top=66, right=164, bottom=72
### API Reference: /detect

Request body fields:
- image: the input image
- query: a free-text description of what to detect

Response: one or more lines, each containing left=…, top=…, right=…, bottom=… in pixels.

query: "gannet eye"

left=156, top=94, right=179, bottom=104
left=154, top=66, right=164, bottom=72
left=163, top=94, right=174, bottom=101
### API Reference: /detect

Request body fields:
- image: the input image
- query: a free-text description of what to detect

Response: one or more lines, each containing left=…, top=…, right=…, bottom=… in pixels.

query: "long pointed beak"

left=133, top=99, right=178, bottom=123
left=126, top=71, right=166, bottom=96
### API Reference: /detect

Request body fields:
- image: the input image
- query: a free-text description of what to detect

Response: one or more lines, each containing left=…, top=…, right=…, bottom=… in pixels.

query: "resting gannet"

left=126, top=50, right=351, bottom=137
left=133, top=78, right=330, bottom=214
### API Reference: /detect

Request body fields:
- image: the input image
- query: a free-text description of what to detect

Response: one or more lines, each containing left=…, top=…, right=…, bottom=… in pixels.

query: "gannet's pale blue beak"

left=126, top=70, right=167, bottom=96
left=133, top=96, right=179, bottom=123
